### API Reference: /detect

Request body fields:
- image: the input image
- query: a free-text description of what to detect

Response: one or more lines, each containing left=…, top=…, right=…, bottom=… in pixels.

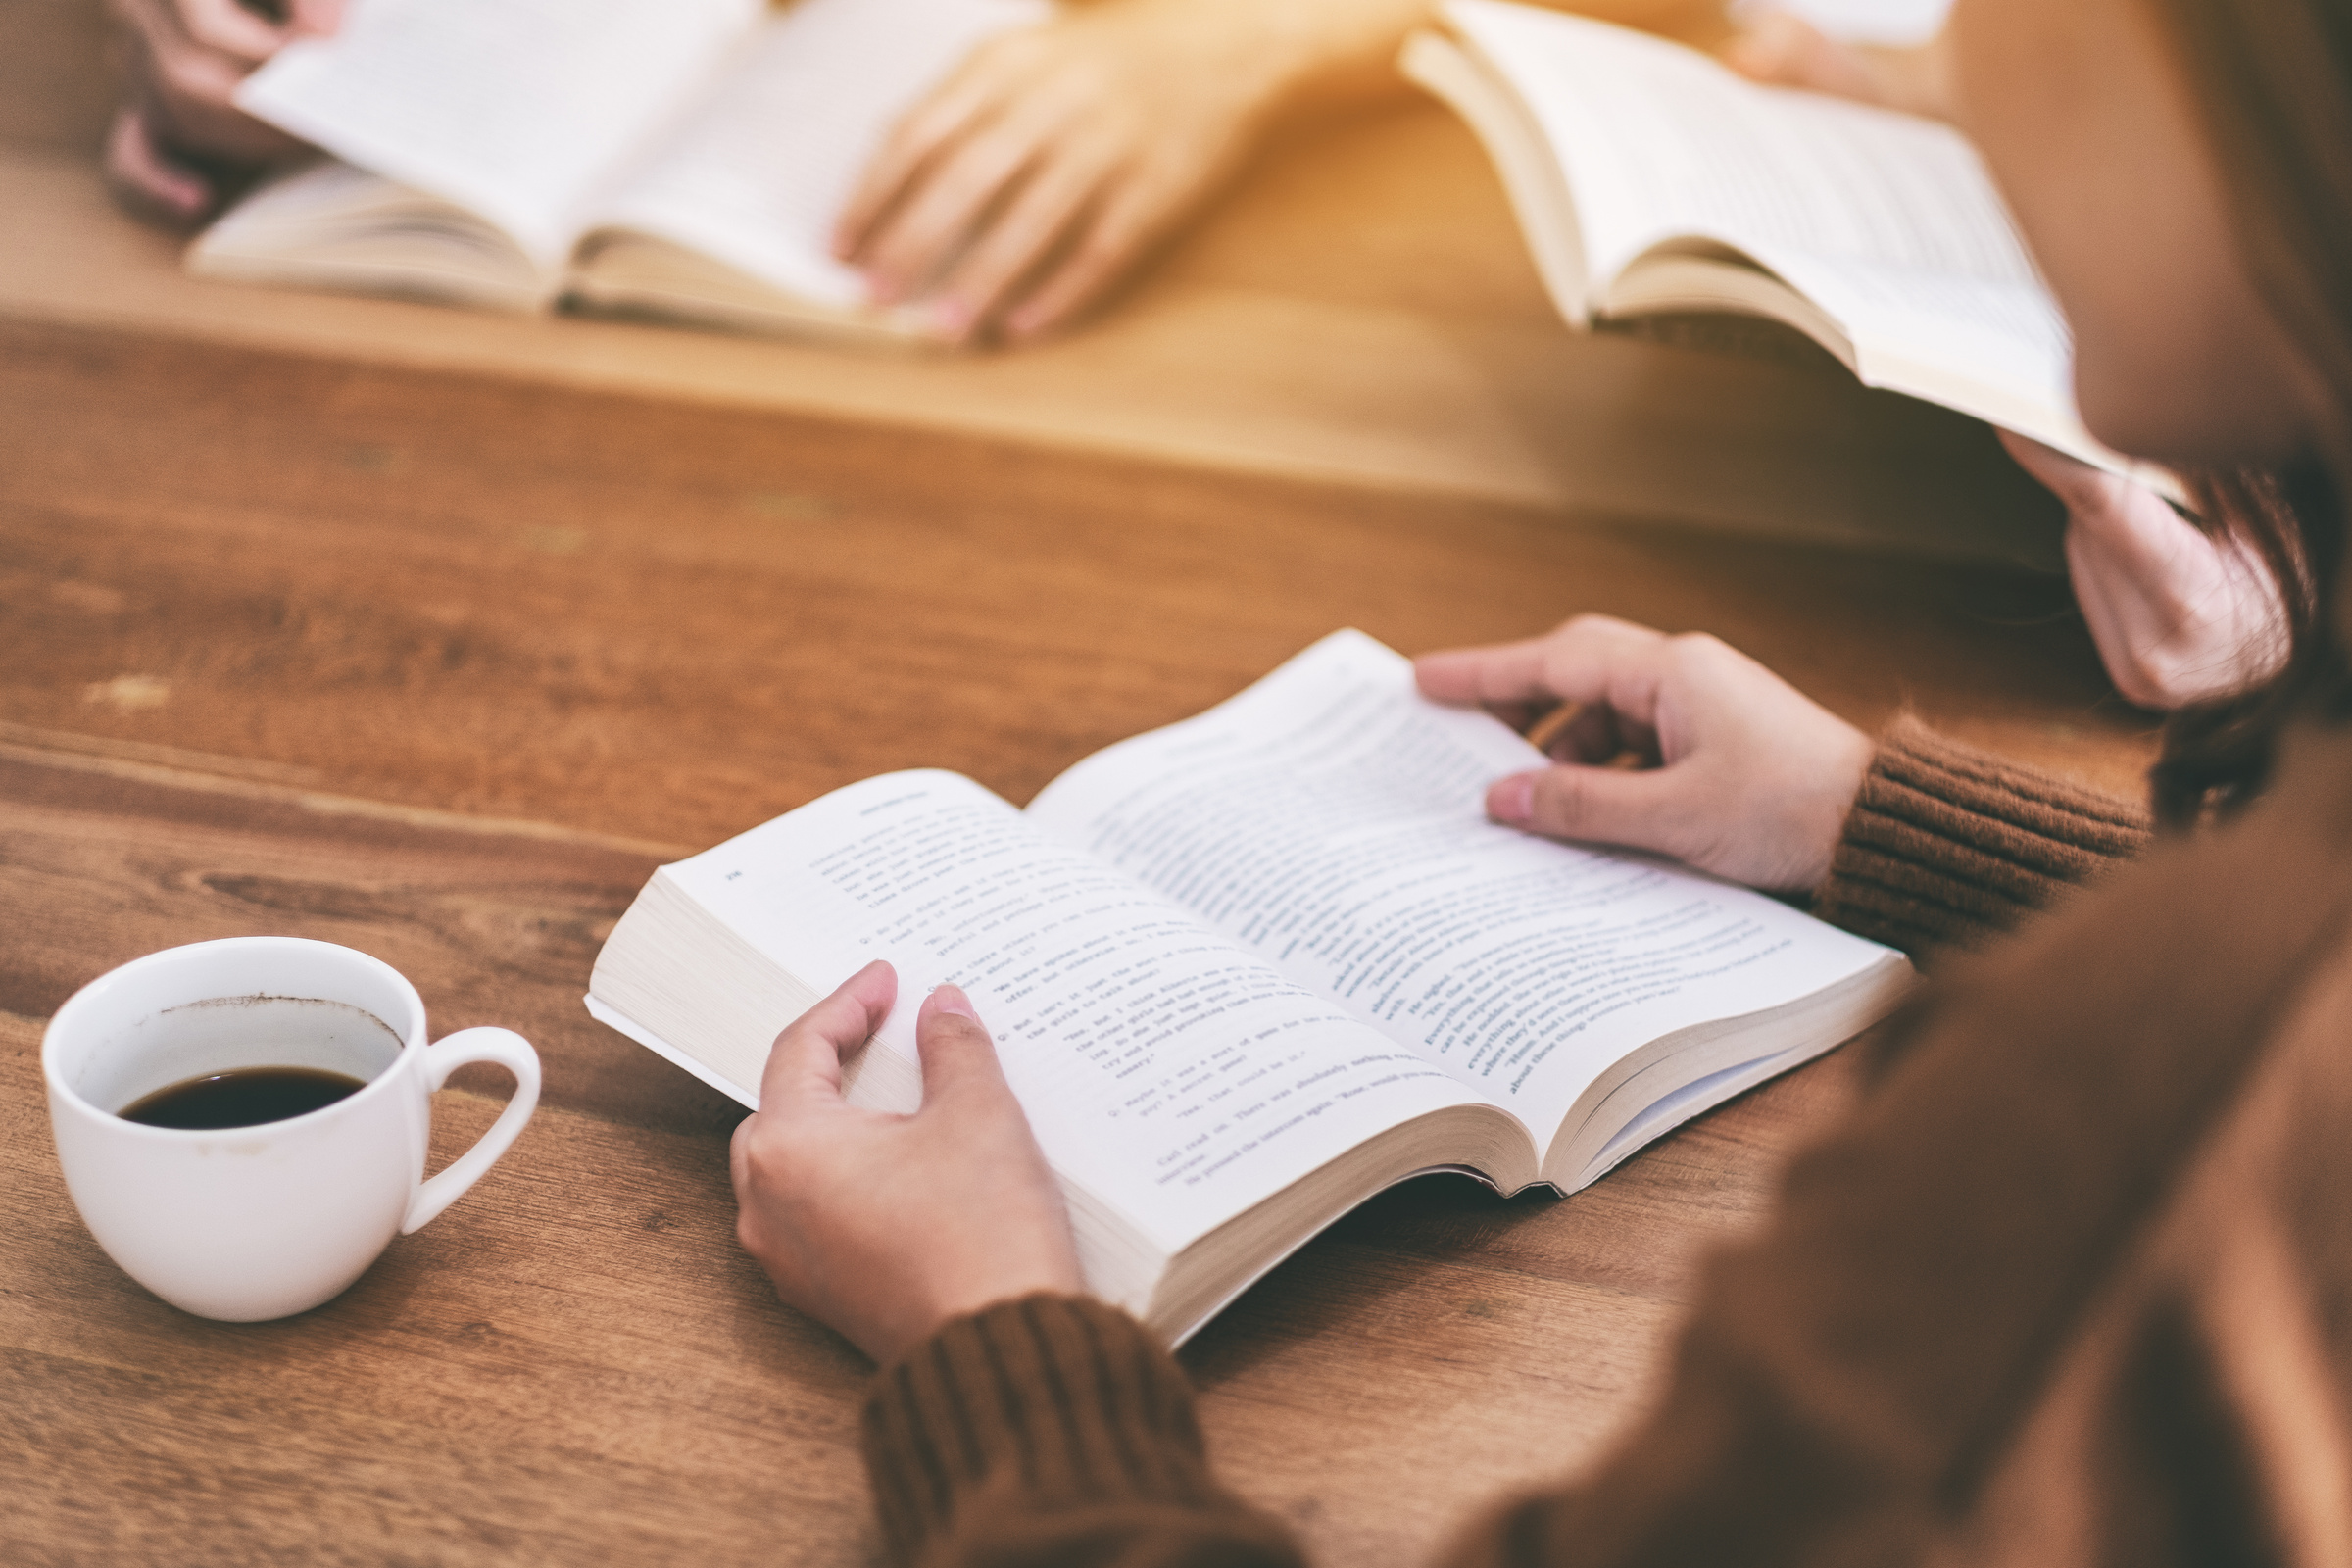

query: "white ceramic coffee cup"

left=43, top=936, right=541, bottom=1322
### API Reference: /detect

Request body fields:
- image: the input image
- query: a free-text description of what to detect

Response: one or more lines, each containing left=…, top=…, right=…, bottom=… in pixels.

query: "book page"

left=1747, top=246, right=2139, bottom=464
left=663, top=771, right=1485, bottom=1255
left=584, top=0, right=1047, bottom=310
left=188, top=159, right=554, bottom=311
left=1443, top=1, right=2035, bottom=305
left=1025, top=631, right=1898, bottom=1149
left=236, top=0, right=761, bottom=266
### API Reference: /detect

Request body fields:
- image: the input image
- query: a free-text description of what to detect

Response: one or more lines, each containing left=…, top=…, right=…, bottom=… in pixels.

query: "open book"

left=189, top=0, right=1043, bottom=342
left=1403, top=1, right=2154, bottom=481
left=587, top=632, right=1913, bottom=1344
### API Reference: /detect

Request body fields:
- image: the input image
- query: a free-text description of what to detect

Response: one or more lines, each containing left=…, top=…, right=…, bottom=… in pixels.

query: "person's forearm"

left=1811, top=716, right=2151, bottom=961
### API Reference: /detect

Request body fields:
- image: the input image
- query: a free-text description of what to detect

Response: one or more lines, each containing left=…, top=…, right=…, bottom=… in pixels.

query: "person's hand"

left=730, top=960, right=1083, bottom=1364
left=104, top=0, right=342, bottom=226
left=1722, top=8, right=1954, bottom=121
left=1416, top=615, right=1874, bottom=892
left=834, top=0, right=1428, bottom=344
left=2001, top=432, right=2289, bottom=710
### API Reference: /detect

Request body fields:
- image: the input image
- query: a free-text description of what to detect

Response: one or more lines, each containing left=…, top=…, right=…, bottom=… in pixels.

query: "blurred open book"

left=190, top=0, right=1044, bottom=345
left=1406, top=1, right=2161, bottom=483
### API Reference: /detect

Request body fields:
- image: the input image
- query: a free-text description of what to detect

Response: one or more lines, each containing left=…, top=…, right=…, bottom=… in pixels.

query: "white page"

left=1445, top=1, right=2035, bottom=309
left=587, top=0, right=1047, bottom=308
left=1025, top=632, right=1897, bottom=1146
left=664, top=771, right=1482, bottom=1255
left=238, top=0, right=761, bottom=267
left=1750, top=245, right=2103, bottom=451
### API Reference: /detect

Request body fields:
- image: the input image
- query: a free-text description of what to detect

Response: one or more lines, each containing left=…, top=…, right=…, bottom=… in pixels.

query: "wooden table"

left=0, top=314, right=2160, bottom=1564
left=0, top=5, right=2162, bottom=1557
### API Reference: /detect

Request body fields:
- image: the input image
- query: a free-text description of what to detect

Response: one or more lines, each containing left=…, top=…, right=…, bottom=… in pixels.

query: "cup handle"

left=401, top=1026, right=542, bottom=1235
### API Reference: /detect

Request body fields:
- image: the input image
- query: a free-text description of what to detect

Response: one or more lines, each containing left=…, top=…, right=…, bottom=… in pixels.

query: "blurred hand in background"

left=1723, top=6, right=1953, bottom=119
left=104, top=0, right=341, bottom=226
left=832, top=0, right=1428, bottom=345
left=835, top=0, right=1731, bottom=344
left=2001, top=433, right=2290, bottom=710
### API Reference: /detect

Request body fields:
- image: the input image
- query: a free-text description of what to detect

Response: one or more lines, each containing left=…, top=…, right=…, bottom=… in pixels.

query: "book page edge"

left=584, top=993, right=758, bottom=1108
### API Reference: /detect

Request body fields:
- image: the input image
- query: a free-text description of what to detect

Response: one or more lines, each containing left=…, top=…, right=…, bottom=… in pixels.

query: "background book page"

left=584, top=0, right=1048, bottom=310
left=1446, top=1, right=2034, bottom=301
left=237, top=0, right=761, bottom=267
left=1740, top=245, right=2124, bottom=464
left=1025, top=631, right=1897, bottom=1146
left=664, top=771, right=1481, bottom=1255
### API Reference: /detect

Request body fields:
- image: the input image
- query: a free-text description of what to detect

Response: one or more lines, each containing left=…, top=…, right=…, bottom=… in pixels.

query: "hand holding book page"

left=731, top=966, right=1086, bottom=1366
left=587, top=632, right=1909, bottom=1338
left=103, top=0, right=343, bottom=225
left=647, top=767, right=1488, bottom=1270
left=580, top=0, right=1050, bottom=324
left=1020, top=633, right=1899, bottom=1147
left=208, top=0, right=1051, bottom=329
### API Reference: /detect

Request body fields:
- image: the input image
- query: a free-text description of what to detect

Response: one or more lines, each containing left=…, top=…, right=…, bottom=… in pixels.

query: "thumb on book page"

left=914, top=985, right=1018, bottom=1110
left=1489, top=764, right=1686, bottom=862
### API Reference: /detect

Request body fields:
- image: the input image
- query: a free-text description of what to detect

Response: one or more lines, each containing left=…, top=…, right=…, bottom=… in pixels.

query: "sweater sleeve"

left=1810, top=716, right=2150, bottom=959
left=861, top=1293, right=1302, bottom=1568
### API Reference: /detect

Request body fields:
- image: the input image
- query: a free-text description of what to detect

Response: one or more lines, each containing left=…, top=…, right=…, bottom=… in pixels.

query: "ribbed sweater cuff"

left=860, top=1294, right=1229, bottom=1565
left=1813, top=716, right=2150, bottom=959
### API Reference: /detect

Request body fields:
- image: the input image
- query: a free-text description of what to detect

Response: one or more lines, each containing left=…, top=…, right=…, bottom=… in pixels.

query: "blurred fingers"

left=1723, top=9, right=1951, bottom=118
left=117, top=1, right=312, bottom=166
left=1724, top=11, right=1862, bottom=96
left=834, top=28, right=1054, bottom=267
left=852, top=110, right=1056, bottom=311
left=104, top=104, right=216, bottom=224
left=1001, top=177, right=1160, bottom=340
left=1998, top=429, right=2132, bottom=514
left=924, top=142, right=1116, bottom=339
left=833, top=68, right=999, bottom=264
left=287, top=0, right=344, bottom=37
left=175, top=0, right=288, bottom=61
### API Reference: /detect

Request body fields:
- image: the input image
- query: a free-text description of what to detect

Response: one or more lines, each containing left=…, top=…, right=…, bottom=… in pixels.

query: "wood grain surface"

left=0, top=311, right=2163, bottom=1565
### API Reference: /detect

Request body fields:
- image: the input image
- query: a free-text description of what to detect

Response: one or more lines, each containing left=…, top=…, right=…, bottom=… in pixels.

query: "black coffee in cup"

left=120, top=1066, right=368, bottom=1130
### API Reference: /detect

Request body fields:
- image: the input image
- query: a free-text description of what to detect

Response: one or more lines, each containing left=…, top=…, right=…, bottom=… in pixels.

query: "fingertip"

left=1722, top=11, right=1801, bottom=80
left=1489, top=772, right=1538, bottom=827
left=847, top=957, right=899, bottom=1027
left=925, top=296, right=975, bottom=341
left=1413, top=649, right=1475, bottom=701
left=1004, top=299, right=1058, bottom=341
left=919, top=982, right=979, bottom=1026
left=833, top=208, right=877, bottom=266
left=106, top=110, right=216, bottom=225
left=914, top=983, right=1011, bottom=1104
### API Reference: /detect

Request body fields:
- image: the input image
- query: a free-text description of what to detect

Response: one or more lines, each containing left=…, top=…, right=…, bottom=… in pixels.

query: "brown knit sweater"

left=863, top=720, right=2352, bottom=1568
left=1812, top=715, right=2151, bottom=958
